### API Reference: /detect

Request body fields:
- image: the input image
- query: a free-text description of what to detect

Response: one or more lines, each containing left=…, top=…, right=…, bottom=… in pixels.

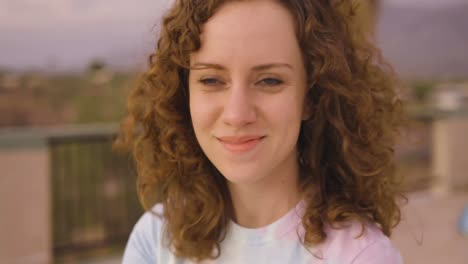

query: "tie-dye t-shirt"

left=123, top=201, right=403, bottom=264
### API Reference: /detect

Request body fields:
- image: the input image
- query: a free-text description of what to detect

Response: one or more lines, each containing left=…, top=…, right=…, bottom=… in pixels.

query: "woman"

left=121, top=0, right=404, bottom=263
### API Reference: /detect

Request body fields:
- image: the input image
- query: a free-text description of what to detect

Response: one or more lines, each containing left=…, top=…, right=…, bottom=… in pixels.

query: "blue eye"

left=259, top=78, right=283, bottom=86
left=199, top=78, right=223, bottom=86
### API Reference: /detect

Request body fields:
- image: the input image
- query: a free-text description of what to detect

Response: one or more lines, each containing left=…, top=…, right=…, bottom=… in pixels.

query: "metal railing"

left=49, top=126, right=142, bottom=256
left=0, top=123, right=142, bottom=257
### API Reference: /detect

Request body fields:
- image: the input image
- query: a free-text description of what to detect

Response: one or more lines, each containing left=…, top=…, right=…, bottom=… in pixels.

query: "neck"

left=227, top=159, right=302, bottom=228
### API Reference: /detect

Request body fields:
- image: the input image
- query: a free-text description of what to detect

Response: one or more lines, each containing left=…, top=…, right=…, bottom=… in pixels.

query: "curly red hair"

left=117, top=0, right=404, bottom=261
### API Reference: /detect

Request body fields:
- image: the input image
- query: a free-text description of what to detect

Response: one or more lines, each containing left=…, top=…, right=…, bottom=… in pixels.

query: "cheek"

left=265, top=92, right=304, bottom=124
left=263, top=92, right=304, bottom=149
left=189, top=94, right=219, bottom=133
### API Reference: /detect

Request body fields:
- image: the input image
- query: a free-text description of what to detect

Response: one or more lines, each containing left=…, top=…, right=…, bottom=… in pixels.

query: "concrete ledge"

left=0, top=123, right=118, bottom=264
left=0, top=123, right=118, bottom=149
left=0, top=147, right=51, bottom=264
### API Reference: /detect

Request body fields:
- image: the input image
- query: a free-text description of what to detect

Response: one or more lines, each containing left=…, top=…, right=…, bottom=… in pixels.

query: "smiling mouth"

left=217, top=136, right=265, bottom=153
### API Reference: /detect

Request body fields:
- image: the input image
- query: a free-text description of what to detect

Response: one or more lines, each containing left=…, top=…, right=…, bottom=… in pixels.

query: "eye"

left=198, top=78, right=224, bottom=86
left=257, top=78, right=283, bottom=86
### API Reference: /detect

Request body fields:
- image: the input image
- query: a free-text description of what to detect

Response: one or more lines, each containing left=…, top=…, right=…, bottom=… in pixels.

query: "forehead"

left=191, top=0, right=301, bottom=66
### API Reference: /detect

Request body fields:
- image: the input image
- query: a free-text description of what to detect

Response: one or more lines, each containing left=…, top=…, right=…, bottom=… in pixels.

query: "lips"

left=217, top=135, right=265, bottom=153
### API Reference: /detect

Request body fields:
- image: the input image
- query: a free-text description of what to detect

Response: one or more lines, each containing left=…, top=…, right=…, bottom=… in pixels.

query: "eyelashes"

left=257, top=78, right=284, bottom=86
left=198, top=78, right=225, bottom=86
left=197, top=77, right=284, bottom=87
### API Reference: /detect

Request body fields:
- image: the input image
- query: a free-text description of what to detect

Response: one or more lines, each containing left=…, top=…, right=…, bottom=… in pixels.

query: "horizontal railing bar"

left=0, top=123, right=119, bottom=148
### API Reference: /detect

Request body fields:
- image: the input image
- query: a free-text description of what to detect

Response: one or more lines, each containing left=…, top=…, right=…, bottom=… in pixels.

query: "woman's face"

left=189, top=0, right=308, bottom=186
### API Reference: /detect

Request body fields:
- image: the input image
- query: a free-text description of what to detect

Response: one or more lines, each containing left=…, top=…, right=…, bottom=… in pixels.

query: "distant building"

left=433, top=82, right=468, bottom=111
left=90, top=69, right=114, bottom=85
left=0, top=73, right=21, bottom=91
left=23, top=73, right=48, bottom=90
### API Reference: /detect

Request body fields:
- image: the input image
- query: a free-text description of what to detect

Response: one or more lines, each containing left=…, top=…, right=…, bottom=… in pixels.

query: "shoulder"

left=122, top=204, right=165, bottom=264
left=320, top=221, right=403, bottom=264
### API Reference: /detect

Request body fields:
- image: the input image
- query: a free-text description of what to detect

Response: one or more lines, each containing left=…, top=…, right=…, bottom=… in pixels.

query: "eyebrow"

left=190, top=62, right=294, bottom=71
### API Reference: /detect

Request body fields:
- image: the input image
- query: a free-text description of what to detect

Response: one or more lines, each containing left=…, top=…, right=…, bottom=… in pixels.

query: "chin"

left=217, top=164, right=267, bottom=185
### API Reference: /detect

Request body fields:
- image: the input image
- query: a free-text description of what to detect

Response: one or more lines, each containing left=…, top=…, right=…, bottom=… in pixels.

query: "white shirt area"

left=122, top=201, right=403, bottom=264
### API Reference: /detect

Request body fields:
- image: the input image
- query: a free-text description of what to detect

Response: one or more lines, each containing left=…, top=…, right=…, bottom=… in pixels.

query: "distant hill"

left=376, top=3, right=468, bottom=80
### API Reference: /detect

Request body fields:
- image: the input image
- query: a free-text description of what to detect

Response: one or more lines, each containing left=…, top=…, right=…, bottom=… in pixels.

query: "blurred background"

left=0, top=0, right=467, bottom=263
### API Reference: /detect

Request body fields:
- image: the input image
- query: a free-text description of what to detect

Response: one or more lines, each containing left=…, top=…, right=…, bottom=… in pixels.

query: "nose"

left=222, top=84, right=257, bottom=127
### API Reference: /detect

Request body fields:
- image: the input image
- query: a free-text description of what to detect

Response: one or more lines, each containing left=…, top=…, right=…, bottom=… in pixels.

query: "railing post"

left=0, top=135, right=52, bottom=264
left=432, top=116, right=468, bottom=193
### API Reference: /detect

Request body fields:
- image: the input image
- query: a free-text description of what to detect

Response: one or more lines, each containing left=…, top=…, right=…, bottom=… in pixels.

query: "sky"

left=0, top=0, right=169, bottom=71
left=0, top=0, right=466, bottom=71
left=385, top=0, right=466, bottom=7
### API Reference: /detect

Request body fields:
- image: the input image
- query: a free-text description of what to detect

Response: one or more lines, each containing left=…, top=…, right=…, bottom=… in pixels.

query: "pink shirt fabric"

left=123, top=200, right=403, bottom=263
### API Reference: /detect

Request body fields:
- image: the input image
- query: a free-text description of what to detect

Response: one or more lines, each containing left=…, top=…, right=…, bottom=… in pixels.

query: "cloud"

left=0, top=0, right=168, bottom=29
left=0, top=0, right=170, bottom=70
left=3, top=0, right=464, bottom=71
left=384, top=0, right=466, bottom=8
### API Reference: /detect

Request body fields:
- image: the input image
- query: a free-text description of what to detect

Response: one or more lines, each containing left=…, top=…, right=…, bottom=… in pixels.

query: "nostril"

left=222, top=99, right=257, bottom=126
